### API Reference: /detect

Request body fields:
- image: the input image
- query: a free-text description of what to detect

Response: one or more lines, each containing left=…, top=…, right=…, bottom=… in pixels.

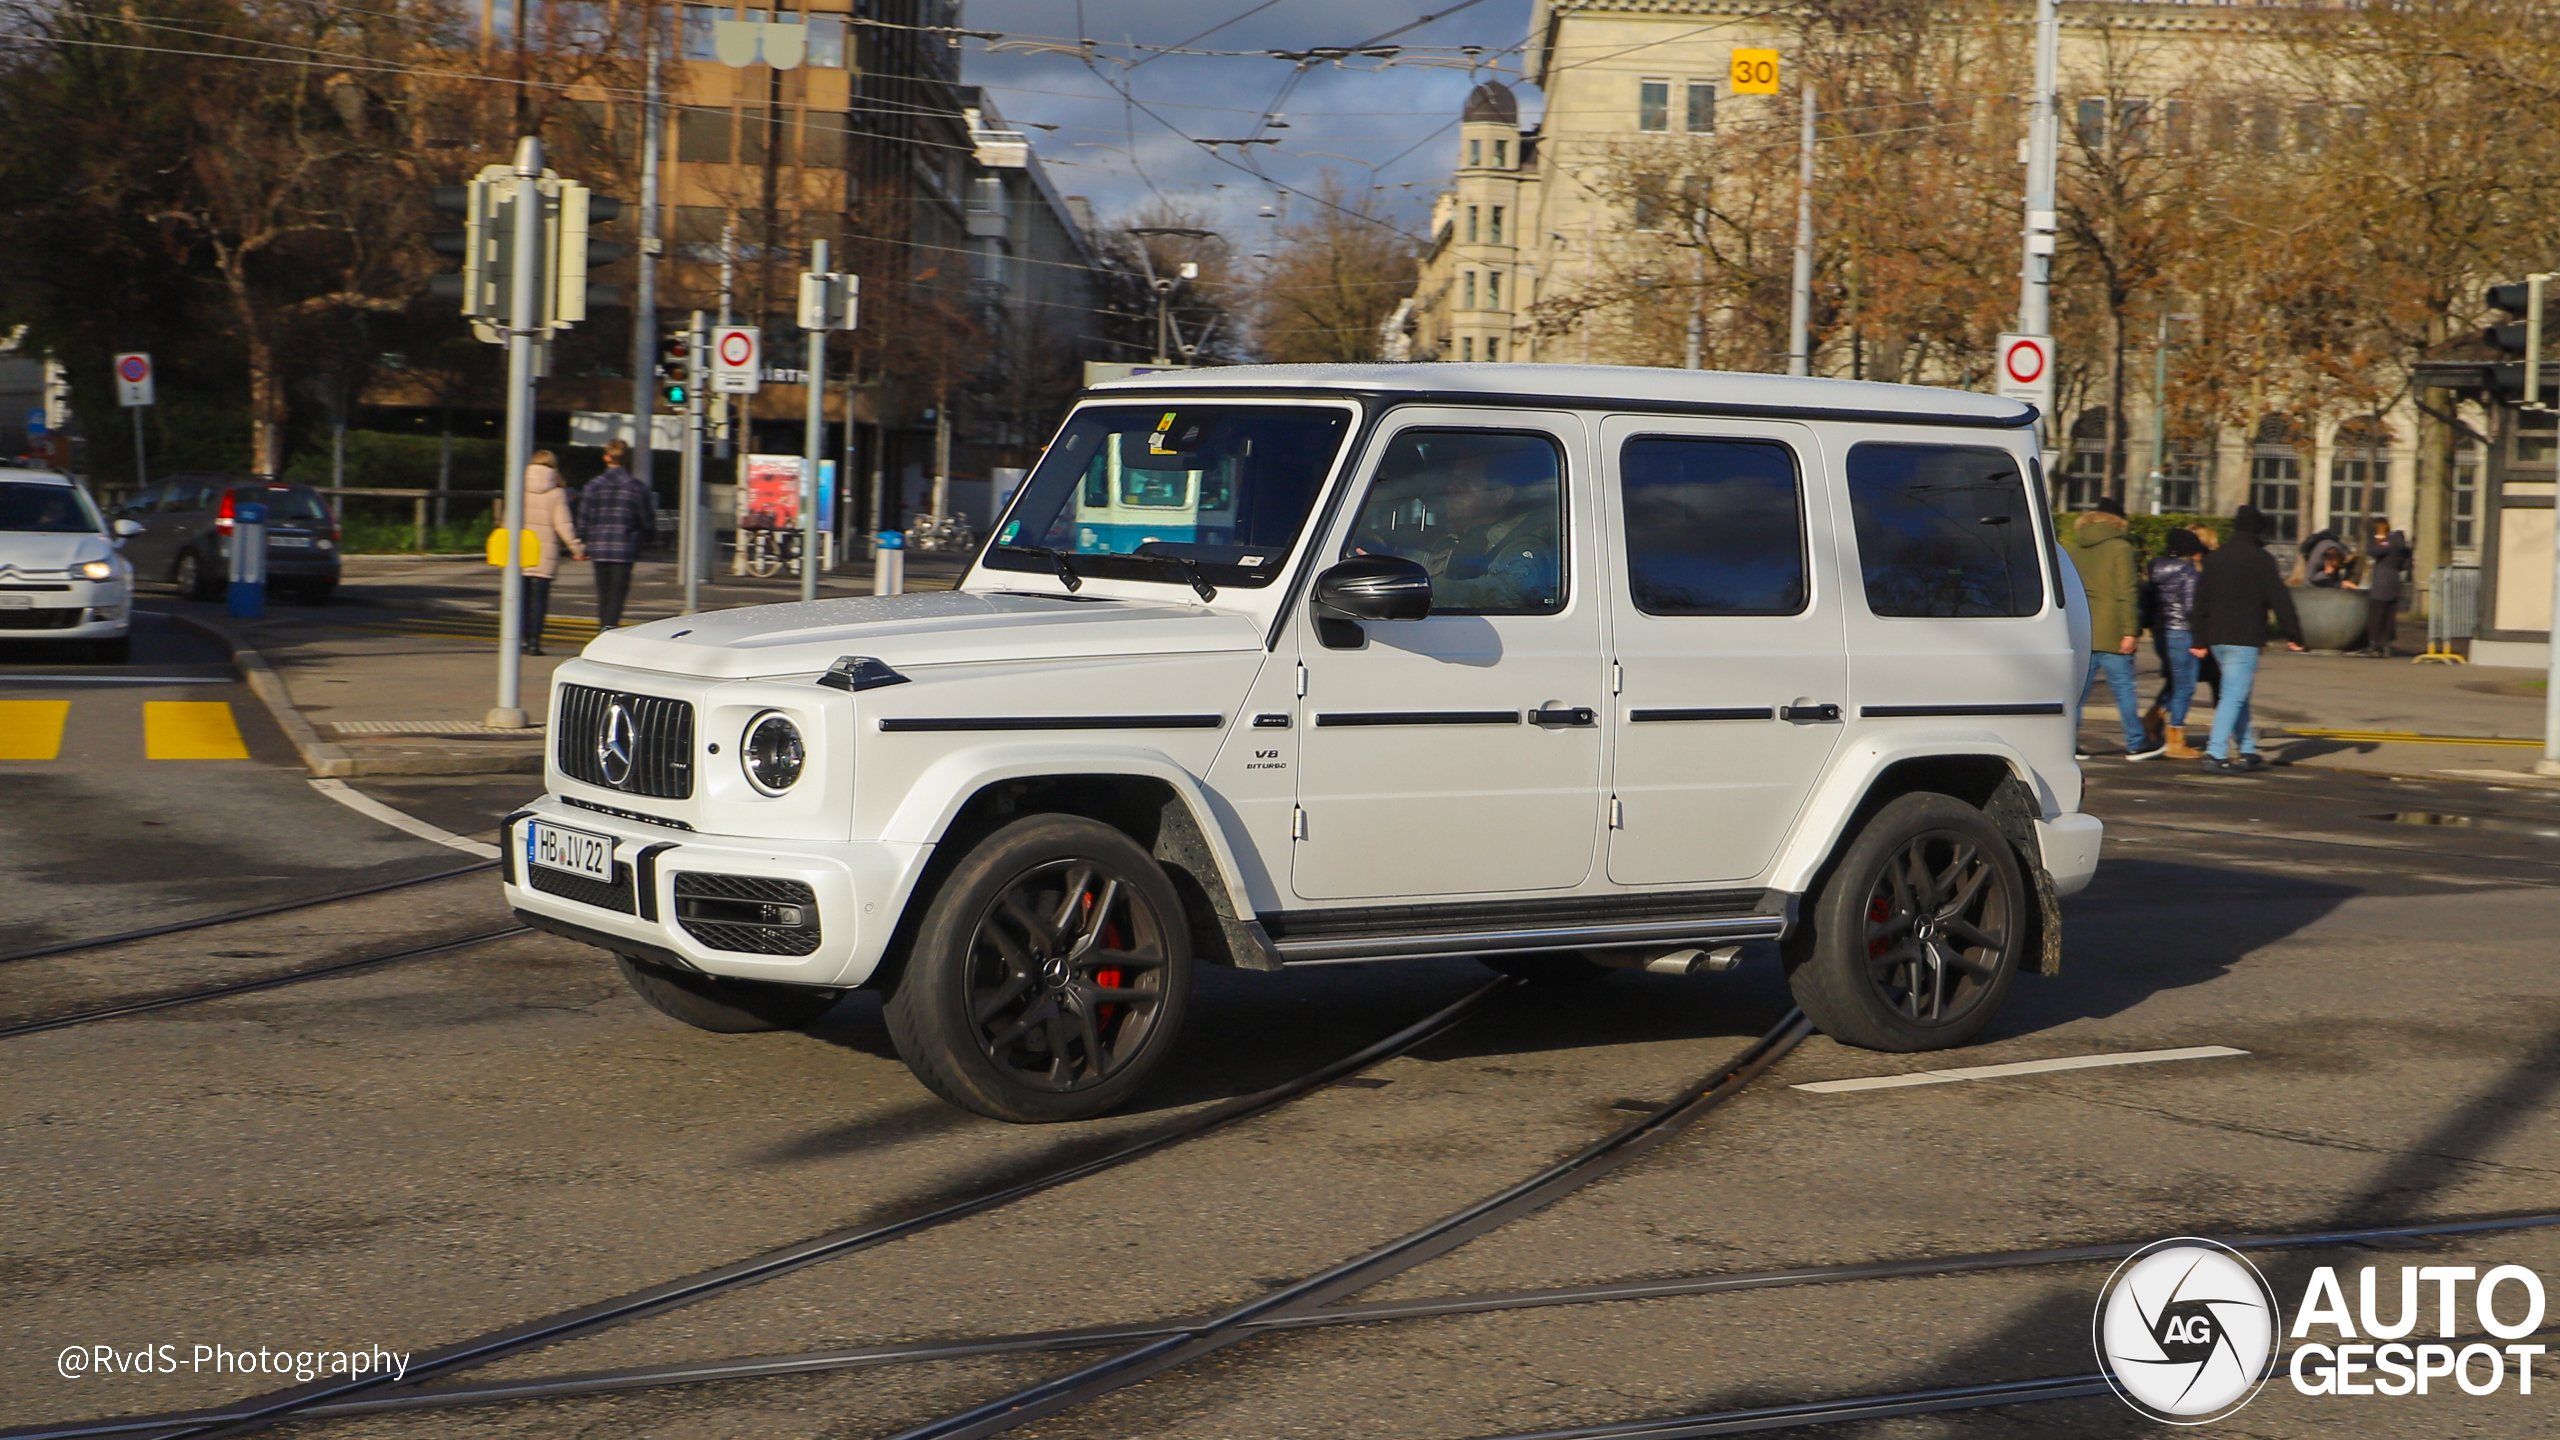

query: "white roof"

left=1, top=469, right=74, bottom=485
left=1089, top=362, right=2032, bottom=426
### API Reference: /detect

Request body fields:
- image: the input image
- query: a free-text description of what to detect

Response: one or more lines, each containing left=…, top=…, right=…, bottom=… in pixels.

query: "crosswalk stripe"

left=0, top=700, right=70, bottom=760
left=143, top=700, right=250, bottom=760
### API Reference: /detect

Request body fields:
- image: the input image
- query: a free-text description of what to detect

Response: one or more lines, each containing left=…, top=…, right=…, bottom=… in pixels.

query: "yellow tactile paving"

left=142, top=701, right=250, bottom=760
left=0, top=700, right=71, bottom=760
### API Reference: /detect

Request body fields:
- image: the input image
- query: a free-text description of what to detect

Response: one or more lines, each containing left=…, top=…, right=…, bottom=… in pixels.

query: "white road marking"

left=308, top=778, right=501, bottom=858
left=1793, top=1045, right=2249, bottom=1094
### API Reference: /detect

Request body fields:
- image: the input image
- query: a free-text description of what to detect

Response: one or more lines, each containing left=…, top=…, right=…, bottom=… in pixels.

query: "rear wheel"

left=885, top=815, right=1191, bottom=1123
left=173, top=549, right=220, bottom=601
left=615, top=954, right=840, bottom=1033
left=1784, top=792, right=2026, bottom=1052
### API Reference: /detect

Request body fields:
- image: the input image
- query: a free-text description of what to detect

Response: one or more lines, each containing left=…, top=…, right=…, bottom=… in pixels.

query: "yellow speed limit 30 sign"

left=1730, top=49, right=1779, bottom=94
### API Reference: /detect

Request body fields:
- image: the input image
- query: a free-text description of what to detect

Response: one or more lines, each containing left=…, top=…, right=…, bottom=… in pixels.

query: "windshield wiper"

left=1144, top=553, right=1218, bottom=602
left=996, top=543, right=1081, bottom=592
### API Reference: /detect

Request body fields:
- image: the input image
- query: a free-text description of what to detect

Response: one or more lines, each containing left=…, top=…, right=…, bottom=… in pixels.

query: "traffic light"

left=425, top=170, right=626, bottom=329
left=2485, top=280, right=2550, bottom=354
left=548, top=182, right=629, bottom=325
left=660, top=332, right=691, bottom=407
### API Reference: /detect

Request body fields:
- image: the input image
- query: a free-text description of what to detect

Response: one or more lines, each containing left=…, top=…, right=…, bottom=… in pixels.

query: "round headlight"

left=742, top=712, right=804, bottom=794
left=78, top=560, right=115, bottom=580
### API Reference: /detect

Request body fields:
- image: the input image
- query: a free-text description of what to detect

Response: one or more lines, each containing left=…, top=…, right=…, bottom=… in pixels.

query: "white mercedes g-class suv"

left=506, top=364, right=2103, bottom=1122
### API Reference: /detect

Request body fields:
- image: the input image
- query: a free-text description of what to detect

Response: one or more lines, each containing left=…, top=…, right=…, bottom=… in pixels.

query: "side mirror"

left=114, top=518, right=144, bottom=537
left=1313, top=556, right=1432, bottom=621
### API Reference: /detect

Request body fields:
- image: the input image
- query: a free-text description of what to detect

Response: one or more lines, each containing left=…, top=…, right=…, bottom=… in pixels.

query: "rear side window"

left=1845, top=443, right=2045, bottom=618
left=256, top=488, right=332, bottom=523
left=1619, top=437, right=1806, bottom=616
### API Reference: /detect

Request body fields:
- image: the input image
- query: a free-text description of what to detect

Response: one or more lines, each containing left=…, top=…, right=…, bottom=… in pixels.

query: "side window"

left=1345, top=429, right=1565, bottom=616
left=123, top=483, right=165, bottom=514
left=171, top=481, right=215, bottom=513
left=1845, top=443, right=2046, bottom=618
left=1620, top=437, right=1806, bottom=616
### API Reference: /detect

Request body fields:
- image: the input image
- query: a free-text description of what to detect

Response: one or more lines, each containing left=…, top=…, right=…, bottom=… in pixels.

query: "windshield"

left=980, top=403, right=1353, bottom=589
left=0, top=482, right=104, bottom=534
left=240, top=486, right=331, bottom=523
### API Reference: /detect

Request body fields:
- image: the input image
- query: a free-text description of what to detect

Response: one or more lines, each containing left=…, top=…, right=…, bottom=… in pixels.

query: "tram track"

left=0, top=861, right=500, bottom=966
left=11, top=974, right=1520, bottom=1440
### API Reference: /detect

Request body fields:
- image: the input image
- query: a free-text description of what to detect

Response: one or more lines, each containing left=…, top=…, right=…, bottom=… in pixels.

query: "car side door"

left=1598, top=416, right=1849, bottom=886
left=115, top=483, right=170, bottom=573
left=1288, top=409, right=1606, bottom=901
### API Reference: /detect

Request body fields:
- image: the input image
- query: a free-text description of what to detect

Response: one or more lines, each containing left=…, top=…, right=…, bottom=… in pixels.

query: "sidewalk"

left=161, top=549, right=966, bottom=775
left=2083, top=616, right=2556, bottom=788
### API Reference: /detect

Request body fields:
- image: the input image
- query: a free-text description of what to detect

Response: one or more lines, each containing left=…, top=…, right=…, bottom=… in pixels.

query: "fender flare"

left=877, top=741, right=1264, bottom=927
left=1768, top=731, right=2050, bottom=897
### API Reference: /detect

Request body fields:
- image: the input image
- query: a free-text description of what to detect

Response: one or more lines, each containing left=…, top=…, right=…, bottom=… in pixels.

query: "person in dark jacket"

left=2187, top=504, right=2307, bottom=772
left=2145, top=527, right=2206, bottom=759
left=2362, top=520, right=2412, bottom=656
left=577, top=439, right=656, bottom=629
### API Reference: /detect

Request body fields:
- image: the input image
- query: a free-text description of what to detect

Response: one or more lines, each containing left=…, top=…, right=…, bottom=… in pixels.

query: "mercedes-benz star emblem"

left=597, top=701, right=636, bottom=788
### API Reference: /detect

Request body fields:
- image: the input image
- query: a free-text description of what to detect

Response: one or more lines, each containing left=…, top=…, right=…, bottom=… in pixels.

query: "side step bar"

left=1269, top=906, right=1794, bottom=966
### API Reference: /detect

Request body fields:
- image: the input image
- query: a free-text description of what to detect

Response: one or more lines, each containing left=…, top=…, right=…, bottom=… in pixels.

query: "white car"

left=0, top=470, right=137, bottom=663
left=506, top=365, right=2105, bottom=1122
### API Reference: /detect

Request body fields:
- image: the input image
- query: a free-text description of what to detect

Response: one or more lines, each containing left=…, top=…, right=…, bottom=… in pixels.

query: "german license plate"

left=0, top=595, right=29, bottom=609
left=526, top=820, right=613, bottom=882
left=270, top=535, right=313, bottom=548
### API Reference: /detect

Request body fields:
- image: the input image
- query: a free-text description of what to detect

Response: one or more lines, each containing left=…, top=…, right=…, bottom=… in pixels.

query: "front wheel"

left=1784, top=792, right=2027, bottom=1052
left=616, top=955, right=841, bottom=1033
left=885, top=815, right=1192, bottom=1122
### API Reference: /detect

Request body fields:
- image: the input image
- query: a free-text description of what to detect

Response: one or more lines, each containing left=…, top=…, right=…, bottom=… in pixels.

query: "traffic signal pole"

left=682, top=311, right=707, bottom=615
left=629, top=33, right=662, bottom=496
left=801, top=239, right=829, bottom=604
left=490, top=134, right=543, bottom=730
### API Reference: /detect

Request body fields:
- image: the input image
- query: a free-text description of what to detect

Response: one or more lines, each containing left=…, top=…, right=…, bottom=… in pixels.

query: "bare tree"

left=1251, top=176, right=1419, bottom=363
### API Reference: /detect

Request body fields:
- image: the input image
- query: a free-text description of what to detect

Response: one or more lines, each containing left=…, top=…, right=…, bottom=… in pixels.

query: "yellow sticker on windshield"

left=1148, top=411, right=1177, bottom=454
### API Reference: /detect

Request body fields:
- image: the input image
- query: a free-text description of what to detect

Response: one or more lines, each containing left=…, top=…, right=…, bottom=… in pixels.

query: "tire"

left=1784, top=792, right=2028, bottom=1053
left=1478, top=951, right=1612, bottom=986
left=89, top=634, right=131, bottom=665
left=884, top=815, right=1193, bottom=1123
left=615, top=954, right=840, bottom=1034
left=173, top=549, right=220, bottom=602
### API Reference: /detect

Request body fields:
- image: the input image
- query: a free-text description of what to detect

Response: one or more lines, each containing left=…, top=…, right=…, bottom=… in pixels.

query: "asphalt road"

left=0, top=611, right=478, bottom=954
left=4, top=762, right=2559, bottom=1438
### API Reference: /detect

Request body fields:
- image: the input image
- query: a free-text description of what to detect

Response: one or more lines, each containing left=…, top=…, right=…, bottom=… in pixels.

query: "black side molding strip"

left=1629, top=707, right=1776, bottom=723
left=1314, top=711, right=1520, bottom=727
left=877, top=715, right=1226, bottom=732
left=1861, top=702, right=2068, bottom=719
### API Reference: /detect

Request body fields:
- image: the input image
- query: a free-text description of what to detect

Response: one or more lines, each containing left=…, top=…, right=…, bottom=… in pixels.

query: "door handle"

left=1780, top=703, right=1843, bottom=723
left=1531, top=706, right=1597, bottom=727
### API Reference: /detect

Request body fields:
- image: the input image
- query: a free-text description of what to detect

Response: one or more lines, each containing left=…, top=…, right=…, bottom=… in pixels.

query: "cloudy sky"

left=959, top=0, right=1539, bottom=245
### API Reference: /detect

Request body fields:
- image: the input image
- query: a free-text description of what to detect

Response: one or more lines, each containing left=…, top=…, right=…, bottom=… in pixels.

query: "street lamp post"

left=1128, top=225, right=1219, bottom=365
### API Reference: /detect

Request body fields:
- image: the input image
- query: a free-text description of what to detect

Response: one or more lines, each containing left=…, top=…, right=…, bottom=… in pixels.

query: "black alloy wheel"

left=1785, top=792, right=2025, bottom=1052
left=887, top=815, right=1191, bottom=1123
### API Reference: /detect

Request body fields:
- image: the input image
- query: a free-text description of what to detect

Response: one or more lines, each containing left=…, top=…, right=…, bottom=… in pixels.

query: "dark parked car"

left=112, top=476, right=341, bottom=603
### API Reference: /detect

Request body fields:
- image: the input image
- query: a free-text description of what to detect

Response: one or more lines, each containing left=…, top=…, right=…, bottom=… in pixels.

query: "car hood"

left=583, top=590, right=1265, bottom=679
left=0, top=531, right=111, bottom=576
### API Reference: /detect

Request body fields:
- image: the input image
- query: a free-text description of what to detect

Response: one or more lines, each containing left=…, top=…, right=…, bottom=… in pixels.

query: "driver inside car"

left=1352, top=440, right=1561, bottom=612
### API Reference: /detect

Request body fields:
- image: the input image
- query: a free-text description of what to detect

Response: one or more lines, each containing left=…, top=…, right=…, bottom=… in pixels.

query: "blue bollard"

left=873, top=529, right=905, bottom=595
left=227, top=500, right=266, bottom=619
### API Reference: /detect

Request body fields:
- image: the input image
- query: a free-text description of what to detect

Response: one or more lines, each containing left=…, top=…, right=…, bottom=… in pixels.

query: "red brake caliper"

left=1866, top=895, right=1892, bottom=960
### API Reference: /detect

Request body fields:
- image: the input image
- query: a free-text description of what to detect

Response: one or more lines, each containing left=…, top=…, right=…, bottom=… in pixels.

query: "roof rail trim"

left=1073, top=384, right=2037, bottom=431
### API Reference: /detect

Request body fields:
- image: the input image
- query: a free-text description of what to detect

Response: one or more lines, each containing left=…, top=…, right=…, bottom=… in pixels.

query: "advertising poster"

left=740, top=454, right=801, bottom=530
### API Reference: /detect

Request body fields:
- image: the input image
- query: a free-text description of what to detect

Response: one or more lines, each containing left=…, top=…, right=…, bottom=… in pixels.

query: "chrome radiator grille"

left=555, top=684, right=696, bottom=799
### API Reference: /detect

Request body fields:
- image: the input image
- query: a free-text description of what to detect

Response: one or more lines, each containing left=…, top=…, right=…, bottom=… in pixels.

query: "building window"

left=1465, top=205, right=1478, bottom=243
left=1469, top=138, right=1481, bottom=168
left=1486, top=271, right=1501, bottom=308
left=802, top=110, right=846, bottom=167
left=1639, top=79, right=1669, bottom=132
left=2453, top=435, right=2480, bottom=551
left=807, top=13, right=844, bottom=67
left=2164, top=98, right=2191, bottom=153
left=682, top=4, right=719, bottom=60
left=1462, top=271, right=1476, bottom=309
left=1486, top=337, right=1501, bottom=362
left=2076, top=98, right=2107, bottom=149
left=2516, top=407, right=2557, bottom=466
left=2058, top=408, right=2115, bottom=511
left=676, top=106, right=732, bottom=164
left=1462, top=337, right=1475, bottom=361
left=2328, top=422, right=2390, bottom=533
left=2249, top=102, right=2282, bottom=153
left=2296, top=102, right=2328, bottom=153
left=2159, top=446, right=2200, bottom=514
left=1493, top=139, right=1508, bottom=167
left=1687, top=82, right=1715, bottom=133
left=2250, top=453, right=2302, bottom=544
left=1488, top=206, right=1503, bottom=244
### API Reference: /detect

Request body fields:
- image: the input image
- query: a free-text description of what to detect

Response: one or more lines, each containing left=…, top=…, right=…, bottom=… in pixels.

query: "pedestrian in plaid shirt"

left=578, top=439, right=656, bottom=628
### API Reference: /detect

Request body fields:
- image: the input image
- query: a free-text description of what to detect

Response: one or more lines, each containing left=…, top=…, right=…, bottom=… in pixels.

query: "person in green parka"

left=2067, top=495, right=2153, bottom=758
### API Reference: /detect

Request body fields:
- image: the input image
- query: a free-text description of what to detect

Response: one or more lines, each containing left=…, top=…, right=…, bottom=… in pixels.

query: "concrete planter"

left=2293, top=586, right=2368, bottom=652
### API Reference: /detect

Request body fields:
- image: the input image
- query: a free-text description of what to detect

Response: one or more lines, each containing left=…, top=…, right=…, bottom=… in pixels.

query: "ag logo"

left=2094, top=1238, right=2280, bottom=1424
left=596, top=700, right=636, bottom=788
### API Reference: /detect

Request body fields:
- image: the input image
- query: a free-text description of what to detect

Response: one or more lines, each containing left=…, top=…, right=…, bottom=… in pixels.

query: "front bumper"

left=0, top=580, right=131, bottom=638
left=499, top=798, right=929, bottom=987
